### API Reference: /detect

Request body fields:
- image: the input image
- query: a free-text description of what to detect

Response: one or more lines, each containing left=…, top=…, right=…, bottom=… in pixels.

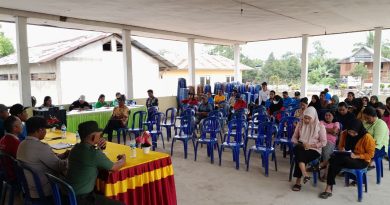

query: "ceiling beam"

left=0, top=7, right=246, bottom=45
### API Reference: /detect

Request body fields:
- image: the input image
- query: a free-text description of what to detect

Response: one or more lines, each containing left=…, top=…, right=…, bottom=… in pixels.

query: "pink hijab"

left=299, top=106, right=321, bottom=140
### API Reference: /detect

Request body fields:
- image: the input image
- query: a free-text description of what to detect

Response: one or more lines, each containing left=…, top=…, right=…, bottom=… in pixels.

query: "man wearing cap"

left=146, top=89, right=158, bottom=108
left=17, top=116, right=68, bottom=199
left=258, top=82, right=270, bottom=106
left=69, top=95, right=92, bottom=111
left=0, top=104, right=9, bottom=137
left=9, top=103, right=29, bottom=141
left=67, top=121, right=125, bottom=205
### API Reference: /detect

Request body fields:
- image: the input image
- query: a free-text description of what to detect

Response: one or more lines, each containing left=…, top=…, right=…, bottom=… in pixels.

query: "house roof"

left=0, top=33, right=177, bottom=71
left=338, top=46, right=390, bottom=64
left=166, top=54, right=254, bottom=71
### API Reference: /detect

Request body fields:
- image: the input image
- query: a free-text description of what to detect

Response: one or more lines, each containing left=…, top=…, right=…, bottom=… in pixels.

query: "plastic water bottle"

left=75, top=131, right=81, bottom=143
left=130, top=143, right=136, bottom=158
left=61, top=124, right=67, bottom=139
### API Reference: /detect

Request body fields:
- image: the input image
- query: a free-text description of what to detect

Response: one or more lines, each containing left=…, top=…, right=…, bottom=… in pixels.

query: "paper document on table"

left=50, top=142, right=72, bottom=150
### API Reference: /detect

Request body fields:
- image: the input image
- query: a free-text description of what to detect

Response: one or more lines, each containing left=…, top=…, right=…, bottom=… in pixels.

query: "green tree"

left=352, top=31, right=390, bottom=58
left=0, top=32, right=14, bottom=57
left=350, top=63, right=368, bottom=88
left=308, top=41, right=339, bottom=86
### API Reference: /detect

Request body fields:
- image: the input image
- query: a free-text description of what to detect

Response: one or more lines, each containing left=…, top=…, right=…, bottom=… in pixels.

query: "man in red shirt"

left=0, top=116, right=23, bottom=157
left=233, top=94, right=247, bottom=111
left=0, top=115, right=23, bottom=180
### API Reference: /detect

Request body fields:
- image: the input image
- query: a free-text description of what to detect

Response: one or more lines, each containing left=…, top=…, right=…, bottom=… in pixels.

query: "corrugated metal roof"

left=166, top=54, right=254, bottom=70
left=338, top=46, right=390, bottom=64
left=0, top=33, right=111, bottom=65
left=0, top=33, right=177, bottom=71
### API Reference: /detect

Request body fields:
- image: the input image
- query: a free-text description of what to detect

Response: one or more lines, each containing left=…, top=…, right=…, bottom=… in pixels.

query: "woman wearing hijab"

left=291, top=107, right=327, bottom=191
left=369, top=95, right=379, bottom=108
left=319, top=119, right=375, bottom=199
left=268, top=95, right=284, bottom=122
left=327, top=95, right=339, bottom=112
left=309, top=95, right=321, bottom=113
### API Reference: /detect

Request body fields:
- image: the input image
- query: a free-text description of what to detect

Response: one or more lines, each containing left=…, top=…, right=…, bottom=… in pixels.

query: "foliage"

left=0, top=32, right=14, bottom=57
left=308, top=41, right=339, bottom=86
left=352, top=31, right=390, bottom=58
left=340, top=83, right=348, bottom=89
left=207, top=41, right=339, bottom=86
left=380, top=84, right=385, bottom=89
left=350, top=63, right=368, bottom=79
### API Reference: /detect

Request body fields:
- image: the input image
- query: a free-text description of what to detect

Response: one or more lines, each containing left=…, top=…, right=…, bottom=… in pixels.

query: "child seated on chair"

left=319, top=119, right=375, bottom=199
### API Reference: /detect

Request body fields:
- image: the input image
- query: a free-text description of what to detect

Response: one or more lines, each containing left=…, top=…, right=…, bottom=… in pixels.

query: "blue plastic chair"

left=16, top=161, right=49, bottom=205
left=207, top=110, right=224, bottom=141
left=171, top=115, right=196, bottom=159
left=127, top=110, right=147, bottom=139
left=194, top=117, right=221, bottom=164
left=273, top=117, right=300, bottom=163
left=219, top=119, right=247, bottom=170
left=246, top=122, right=278, bottom=176
left=113, top=110, right=131, bottom=144
left=161, top=107, right=177, bottom=142
left=144, top=106, right=159, bottom=130
left=45, top=173, right=77, bottom=205
left=0, top=152, right=18, bottom=205
left=342, top=168, right=368, bottom=202
left=175, top=108, right=195, bottom=135
left=373, top=155, right=384, bottom=184
left=288, top=156, right=320, bottom=186
left=148, top=112, right=166, bottom=150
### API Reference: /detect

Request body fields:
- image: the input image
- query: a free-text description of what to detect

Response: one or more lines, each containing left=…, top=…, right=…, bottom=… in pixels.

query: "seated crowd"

left=0, top=83, right=390, bottom=203
left=178, top=82, right=390, bottom=200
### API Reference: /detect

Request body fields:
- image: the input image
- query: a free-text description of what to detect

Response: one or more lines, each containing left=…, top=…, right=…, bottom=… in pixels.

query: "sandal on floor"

left=319, top=192, right=332, bottom=199
left=303, top=176, right=311, bottom=184
left=292, top=184, right=302, bottom=191
left=349, top=180, right=357, bottom=186
left=368, top=165, right=375, bottom=171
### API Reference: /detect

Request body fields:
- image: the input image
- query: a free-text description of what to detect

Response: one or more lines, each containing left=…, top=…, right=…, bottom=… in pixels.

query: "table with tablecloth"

left=66, top=105, right=147, bottom=133
left=44, top=131, right=177, bottom=205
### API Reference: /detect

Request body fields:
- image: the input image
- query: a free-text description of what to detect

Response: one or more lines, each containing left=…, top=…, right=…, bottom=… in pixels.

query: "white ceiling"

left=1, top=0, right=390, bottom=43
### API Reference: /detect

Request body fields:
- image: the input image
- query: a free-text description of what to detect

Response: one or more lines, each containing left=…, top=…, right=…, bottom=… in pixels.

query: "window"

left=200, top=76, right=210, bottom=85
left=10, top=74, right=18, bottom=80
left=226, top=76, right=234, bottom=82
left=102, top=41, right=112, bottom=51
left=31, top=73, right=56, bottom=81
left=116, top=41, right=123, bottom=52
left=0, top=74, right=8, bottom=80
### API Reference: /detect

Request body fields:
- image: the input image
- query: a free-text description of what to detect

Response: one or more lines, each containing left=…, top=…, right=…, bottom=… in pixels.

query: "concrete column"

left=15, top=16, right=32, bottom=106
left=122, top=29, right=134, bottom=99
left=301, top=34, right=309, bottom=97
left=111, top=37, right=117, bottom=52
left=188, top=38, right=196, bottom=86
left=234, top=44, right=241, bottom=83
left=372, top=27, right=383, bottom=96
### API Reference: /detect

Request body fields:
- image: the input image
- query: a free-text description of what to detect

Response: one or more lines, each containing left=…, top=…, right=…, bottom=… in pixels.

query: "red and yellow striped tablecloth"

left=96, top=143, right=177, bottom=205
left=44, top=131, right=177, bottom=205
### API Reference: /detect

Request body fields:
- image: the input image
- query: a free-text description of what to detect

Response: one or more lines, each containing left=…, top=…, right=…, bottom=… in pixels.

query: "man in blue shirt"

left=0, top=104, right=9, bottom=138
left=282, top=91, right=293, bottom=108
left=324, top=88, right=332, bottom=101
left=265, top=90, right=276, bottom=109
left=9, top=104, right=29, bottom=141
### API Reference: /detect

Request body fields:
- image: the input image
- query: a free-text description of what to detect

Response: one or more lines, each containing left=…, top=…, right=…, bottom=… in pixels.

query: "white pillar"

left=372, top=27, right=383, bottom=96
left=15, top=16, right=32, bottom=106
left=301, top=34, right=309, bottom=97
left=234, top=44, right=241, bottom=83
left=122, top=29, right=134, bottom=99
left=188, top=38, right=196, bottom=86
left=111, top=37, right=117, bottom=52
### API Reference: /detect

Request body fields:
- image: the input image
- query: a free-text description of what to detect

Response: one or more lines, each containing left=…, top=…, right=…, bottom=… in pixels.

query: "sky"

left=2, top=22, right=390, bottom=61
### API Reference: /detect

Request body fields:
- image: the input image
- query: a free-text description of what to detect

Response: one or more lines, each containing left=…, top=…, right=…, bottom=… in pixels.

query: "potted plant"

left=47, top=116, right=61, bottom=130
left=135, top=131, right=152, bottom=154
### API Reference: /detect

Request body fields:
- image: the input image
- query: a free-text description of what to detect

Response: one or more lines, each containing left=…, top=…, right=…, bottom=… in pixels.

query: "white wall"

left=59, top=36, right=163, bottom=104
left=0, top=63, right=57, bottom=106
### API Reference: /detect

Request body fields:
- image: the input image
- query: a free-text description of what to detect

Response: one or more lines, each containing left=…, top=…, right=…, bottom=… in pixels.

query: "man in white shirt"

left=258, top=82, right=270, bottom=106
